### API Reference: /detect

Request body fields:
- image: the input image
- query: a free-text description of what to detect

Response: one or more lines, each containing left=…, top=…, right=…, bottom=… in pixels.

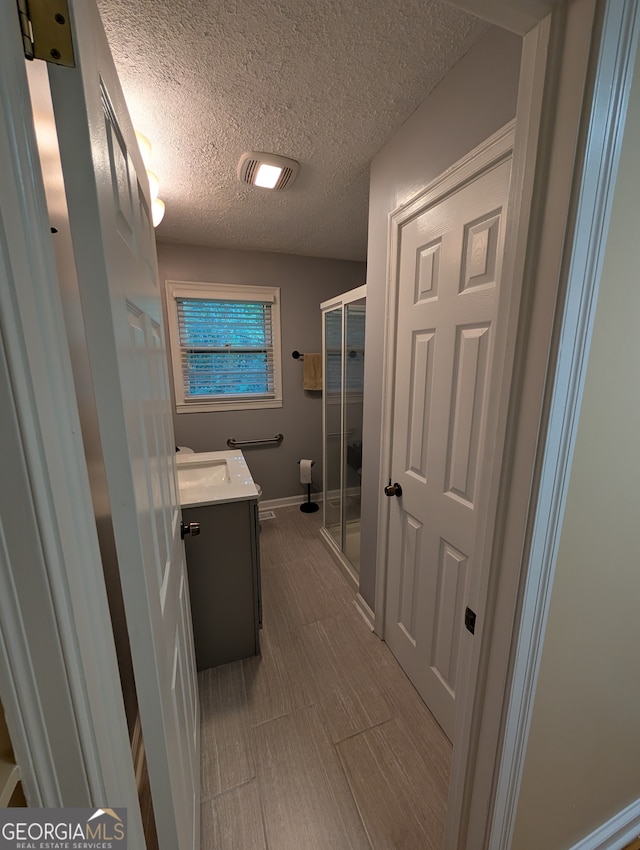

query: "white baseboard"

left=354, top=593, right=375, bottom=631
left=260, top=492, right=322, bottom=511
left=569, top=799, right=640, bottom=850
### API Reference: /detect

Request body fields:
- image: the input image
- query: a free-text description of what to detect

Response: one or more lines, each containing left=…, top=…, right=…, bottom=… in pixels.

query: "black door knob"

left=384, top=481, right=403, bottom=497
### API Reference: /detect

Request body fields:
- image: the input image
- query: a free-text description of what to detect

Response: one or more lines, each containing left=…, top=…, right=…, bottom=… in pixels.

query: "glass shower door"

left=342, top=298, right=365, bottom=571
left=323, top=307, right=343, bottom=549
left=321, top=285, right=366, bottom=583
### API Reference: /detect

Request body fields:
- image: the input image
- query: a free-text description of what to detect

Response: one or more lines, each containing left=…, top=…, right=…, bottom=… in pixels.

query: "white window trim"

left=165, top=280, right=283, bottom=413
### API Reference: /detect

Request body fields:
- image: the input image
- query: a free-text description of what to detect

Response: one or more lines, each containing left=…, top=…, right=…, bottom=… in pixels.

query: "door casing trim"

left=487, top=2, right=640, bottom=848
left=375, top=119, right=516, bottom=644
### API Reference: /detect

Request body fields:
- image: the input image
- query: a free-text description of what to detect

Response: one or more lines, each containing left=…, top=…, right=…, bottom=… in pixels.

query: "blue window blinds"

left=176, top=297, right=276, bottom=400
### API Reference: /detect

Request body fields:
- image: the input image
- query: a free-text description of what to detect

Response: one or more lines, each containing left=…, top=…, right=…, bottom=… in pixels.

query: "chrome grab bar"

left=227, top=434, right=283, bottom=448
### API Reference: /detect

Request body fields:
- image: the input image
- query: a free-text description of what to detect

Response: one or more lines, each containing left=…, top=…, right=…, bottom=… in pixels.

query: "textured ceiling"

left=96, top=0, right=486, bottom=261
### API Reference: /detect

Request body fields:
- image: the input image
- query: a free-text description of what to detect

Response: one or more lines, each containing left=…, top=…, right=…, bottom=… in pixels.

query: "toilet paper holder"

left=298, top=459, right=319, bottom=514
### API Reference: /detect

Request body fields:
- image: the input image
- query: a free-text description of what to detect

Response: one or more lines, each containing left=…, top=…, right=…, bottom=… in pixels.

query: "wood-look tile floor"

left=199, top=506, right=451, bottom=850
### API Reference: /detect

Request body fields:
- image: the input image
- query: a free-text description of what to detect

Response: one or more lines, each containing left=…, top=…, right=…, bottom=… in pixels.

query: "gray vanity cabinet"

left=182, top=497, right=261, bottom=670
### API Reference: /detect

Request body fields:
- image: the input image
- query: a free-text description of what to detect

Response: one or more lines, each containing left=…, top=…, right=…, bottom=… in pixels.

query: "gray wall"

left=512, top=38, right=640, bottom=850
left=157, top=242, right=365, bottom=500
left=358, top=26, right=522, bottom=609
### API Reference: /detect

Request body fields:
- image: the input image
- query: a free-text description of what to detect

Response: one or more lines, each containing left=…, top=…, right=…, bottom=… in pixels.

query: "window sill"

left=176, top=398, right=283, bottom=414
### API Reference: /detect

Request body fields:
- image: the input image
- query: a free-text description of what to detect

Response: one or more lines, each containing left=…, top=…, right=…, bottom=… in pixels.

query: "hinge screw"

left=50, top=48, right=61, bottom=60
left=54, top=13, right=66, bottom=24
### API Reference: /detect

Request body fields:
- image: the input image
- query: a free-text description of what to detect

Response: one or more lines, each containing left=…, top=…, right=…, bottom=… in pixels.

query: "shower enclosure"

left=320, top=285, right=366, bottom=586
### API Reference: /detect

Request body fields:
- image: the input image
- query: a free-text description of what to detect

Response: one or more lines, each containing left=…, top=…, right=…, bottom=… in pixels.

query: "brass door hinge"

left=16, top=0, right=75, bottom=67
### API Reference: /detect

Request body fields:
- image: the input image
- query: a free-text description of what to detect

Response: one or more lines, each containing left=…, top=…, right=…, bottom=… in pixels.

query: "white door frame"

left=320, top=284, right=367, bottom=591
left=375, top=1, right=640, bottom=849
left=0, top=3, right=144, bottom=842
left=486, top=2, right=640, bottom=847
left=379, top=120, right=515, bottom=740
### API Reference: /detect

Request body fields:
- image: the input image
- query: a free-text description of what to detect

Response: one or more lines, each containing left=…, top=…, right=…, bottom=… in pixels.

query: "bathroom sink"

left=177, top=459, right=230, bottom=489
left=176, top=450, right=259, bottom=507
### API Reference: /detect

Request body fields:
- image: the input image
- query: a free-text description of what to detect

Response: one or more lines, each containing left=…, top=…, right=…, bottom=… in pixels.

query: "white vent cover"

left=237, top=151, right=300, bottom=190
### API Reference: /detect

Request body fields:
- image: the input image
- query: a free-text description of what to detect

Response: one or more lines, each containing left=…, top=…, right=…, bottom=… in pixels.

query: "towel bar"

left=227, top=434, right=283, bottom=448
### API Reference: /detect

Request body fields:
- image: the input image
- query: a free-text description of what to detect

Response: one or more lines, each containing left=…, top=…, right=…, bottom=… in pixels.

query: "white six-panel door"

left=384, top=149, right=512, bottom=741
left=45, top=3, right=199, bottom=847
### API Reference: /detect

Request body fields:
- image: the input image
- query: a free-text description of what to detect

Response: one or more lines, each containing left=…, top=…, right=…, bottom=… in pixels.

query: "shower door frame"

left=320, top=284, right=367, bottom=590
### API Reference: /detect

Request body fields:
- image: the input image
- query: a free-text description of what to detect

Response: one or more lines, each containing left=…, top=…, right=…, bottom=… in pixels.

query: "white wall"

left=512, top=35, right=640, bottom=850
left=157, top=242, right=364, bottom=500
left=359, top=26, right=522, bottom=608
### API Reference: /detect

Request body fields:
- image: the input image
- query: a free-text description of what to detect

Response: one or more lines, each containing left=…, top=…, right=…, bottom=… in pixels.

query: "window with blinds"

left=166, top=281, right=282, bottom=413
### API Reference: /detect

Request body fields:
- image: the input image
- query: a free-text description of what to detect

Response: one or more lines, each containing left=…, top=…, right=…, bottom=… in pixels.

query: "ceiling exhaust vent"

left=237, top=152, right=300, bottom=190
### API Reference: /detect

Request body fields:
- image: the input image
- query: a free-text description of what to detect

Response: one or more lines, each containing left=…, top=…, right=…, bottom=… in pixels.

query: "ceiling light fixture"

left=136, top=130, right=165, bottom=227
left=147, top=170, right=160, bottom=201
left=254, top=163, right=283, bottom=189
left=237, top=152, right=299, bottom=190
left=135, top=131, right=152, bottom=169
left=152, top=198, right=165, bottom=227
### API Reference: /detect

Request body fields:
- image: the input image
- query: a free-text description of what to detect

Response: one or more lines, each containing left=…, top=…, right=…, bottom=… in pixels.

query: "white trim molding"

left=488, top=2, right=640, bottom=848
left=569, top=799, right=640, bottom=850
left=165, top=279, right=283, bottom=414
left=354, top=594, right=375, bottom=631
left=259, top=492, right=322, bottom=511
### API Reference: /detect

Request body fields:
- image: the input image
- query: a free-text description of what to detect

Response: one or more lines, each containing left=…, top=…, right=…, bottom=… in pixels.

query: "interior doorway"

left=381, top=128, right=513, bottom=743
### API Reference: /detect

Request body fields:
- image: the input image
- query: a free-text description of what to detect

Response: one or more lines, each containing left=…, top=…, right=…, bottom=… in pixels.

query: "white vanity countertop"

left=176, top=450, right=259, bottom=508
